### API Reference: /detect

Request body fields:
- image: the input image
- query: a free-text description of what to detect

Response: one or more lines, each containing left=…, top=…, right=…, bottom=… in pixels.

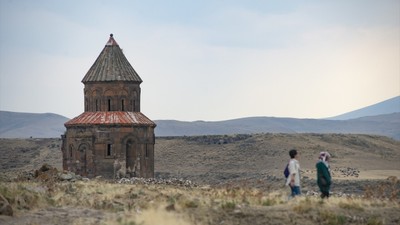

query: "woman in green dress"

left=316, top=152, right=332, bottom=198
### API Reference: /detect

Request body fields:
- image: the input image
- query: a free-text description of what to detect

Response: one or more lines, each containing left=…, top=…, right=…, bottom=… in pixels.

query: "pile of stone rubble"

left=15, top=164, right=197, bottom=187
left=117, top=177, right=197, bottom=187
left=16, top=164, right=86, bottom=182
left=305, top=190, right=356, bottom=198
left=333, top=167, right=360, bottom=178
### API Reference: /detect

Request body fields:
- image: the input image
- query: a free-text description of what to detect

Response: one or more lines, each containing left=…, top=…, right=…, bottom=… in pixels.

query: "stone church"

left=61, top=34, right=156, bottom=179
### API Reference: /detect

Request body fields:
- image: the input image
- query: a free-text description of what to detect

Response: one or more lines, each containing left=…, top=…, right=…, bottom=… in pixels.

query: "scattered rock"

left=38, top=164, right=52, bottom=173
left=182, top=134, right=252, bottom=145
left=117, top=177, right=197, bottom=187
left=56, top=171, right=83, bottom=182
left=333, top=167, right=360, bottom=178
left=16, top=164, right=86, bottom=183
left=200, top=185, right=211, bottom=190
left=59, top=173, right=74, bottom=181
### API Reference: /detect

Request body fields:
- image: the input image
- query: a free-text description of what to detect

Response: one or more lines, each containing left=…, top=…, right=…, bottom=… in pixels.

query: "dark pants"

left=318, top=184, right=331, bottom=199
left=290, top=186, right=301, bottom=197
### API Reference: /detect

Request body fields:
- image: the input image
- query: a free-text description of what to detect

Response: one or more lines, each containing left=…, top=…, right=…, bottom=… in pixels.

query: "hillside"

left=328, top=96, right=399, bottom=120
left=155, top=133, right=400, bottom=186
left=155, top=113, right=400, bottom=140
left=0, top=111, right=68, bottom=138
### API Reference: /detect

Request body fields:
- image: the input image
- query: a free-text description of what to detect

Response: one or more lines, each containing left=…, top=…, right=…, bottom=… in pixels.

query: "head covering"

left=319, top=151, right=331, bottom=162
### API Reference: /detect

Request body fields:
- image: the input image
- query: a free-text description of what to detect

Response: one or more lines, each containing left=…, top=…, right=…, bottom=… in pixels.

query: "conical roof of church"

left=81, top=34, right=142, bottom=83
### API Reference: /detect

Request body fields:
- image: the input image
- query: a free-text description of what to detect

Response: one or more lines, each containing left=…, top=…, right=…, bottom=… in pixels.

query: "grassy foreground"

left=1, top=178, right=399, bottom=225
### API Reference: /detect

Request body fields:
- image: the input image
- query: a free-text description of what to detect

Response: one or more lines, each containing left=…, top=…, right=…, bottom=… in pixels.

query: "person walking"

left=316, top=151, right=332, bottom=198
left=286, top=149, right=301, bottom=197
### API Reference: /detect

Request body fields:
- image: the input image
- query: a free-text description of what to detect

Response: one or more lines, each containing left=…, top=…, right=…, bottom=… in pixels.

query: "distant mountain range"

left=0, top=111, right=68, bottom=138
left=327, top=96, right=399, bottom=120
left=1, top=96, right=399, bottom=139
left=154, top=96, right=400, bottom=139
left=154, top=113, right=400, bottom=140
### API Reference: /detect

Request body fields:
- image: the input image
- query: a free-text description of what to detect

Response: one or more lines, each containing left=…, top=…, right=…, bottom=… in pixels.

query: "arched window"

left=85, top=98, right=88, bottom=111
left=79, top=144, right=88, bottom=152
left=69, top=145, right=73, bottom=158
left=95, top=99, right=99, bottom=111
left=121, top=99, right=125, bottom=111
left=108, top=99, right=112, bottom=111
left=107, top=144, right=112, bottom=156
left=145, top=144, right=149, bottom=158
left=133, top=91, right=138, bottom=111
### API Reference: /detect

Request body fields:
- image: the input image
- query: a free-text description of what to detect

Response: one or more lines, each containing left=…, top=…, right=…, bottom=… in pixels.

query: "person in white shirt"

left=286, top=149, right=301, bottom=197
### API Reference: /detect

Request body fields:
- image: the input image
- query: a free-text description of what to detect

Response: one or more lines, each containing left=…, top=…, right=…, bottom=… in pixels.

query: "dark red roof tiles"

left=65, top=112, right=156, bottom=127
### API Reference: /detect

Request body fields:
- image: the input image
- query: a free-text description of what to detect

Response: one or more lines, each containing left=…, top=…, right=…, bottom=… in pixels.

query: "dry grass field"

left=0, top=133, right=399, bottom=224
left=0, top=177, right=399, bottom=225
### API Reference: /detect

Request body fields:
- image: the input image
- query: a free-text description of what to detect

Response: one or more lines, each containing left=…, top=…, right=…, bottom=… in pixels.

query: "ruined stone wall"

left=83, top=82, right=141, bottom=112
left=62, top=125, right=155, bottom=179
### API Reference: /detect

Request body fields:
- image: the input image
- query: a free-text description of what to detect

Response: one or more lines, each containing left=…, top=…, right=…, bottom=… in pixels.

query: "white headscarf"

left=319, top=152, right=330, bottom=162
left=319, top=151, right=331, bottom=168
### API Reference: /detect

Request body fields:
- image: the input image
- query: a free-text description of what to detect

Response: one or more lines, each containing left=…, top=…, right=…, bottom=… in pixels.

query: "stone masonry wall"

left=83, top=82, right=141, bottom=112
left=62, top=125, right=155, bottom=179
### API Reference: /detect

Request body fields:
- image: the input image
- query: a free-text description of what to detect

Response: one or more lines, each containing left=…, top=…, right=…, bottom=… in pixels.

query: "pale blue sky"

left=0, top=0, right=399, bottom=121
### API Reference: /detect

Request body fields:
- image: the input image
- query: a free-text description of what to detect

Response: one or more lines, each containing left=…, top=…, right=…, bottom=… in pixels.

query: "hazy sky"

left=0, top=0, right=399, bottom=121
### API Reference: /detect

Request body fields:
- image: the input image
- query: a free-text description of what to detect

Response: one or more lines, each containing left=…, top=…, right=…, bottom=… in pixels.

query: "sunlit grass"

left=0, top=180, right=398, bottom=225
